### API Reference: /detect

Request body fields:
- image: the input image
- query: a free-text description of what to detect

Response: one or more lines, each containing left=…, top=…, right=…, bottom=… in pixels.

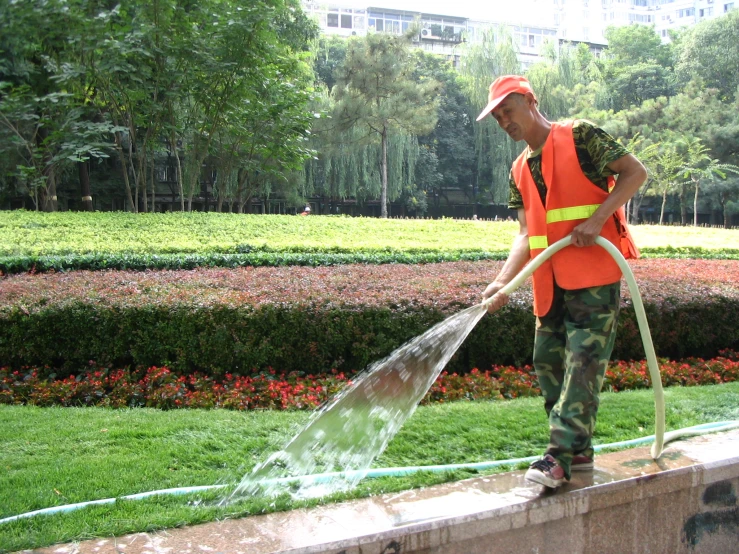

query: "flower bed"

left=2, top=351, right=736, bottom=410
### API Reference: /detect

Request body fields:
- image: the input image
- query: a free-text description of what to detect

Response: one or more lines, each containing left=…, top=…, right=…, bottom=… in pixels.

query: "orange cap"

left=476, top=75, right=536, bottom=122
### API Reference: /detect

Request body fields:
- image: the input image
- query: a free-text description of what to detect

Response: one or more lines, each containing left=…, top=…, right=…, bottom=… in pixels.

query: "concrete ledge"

left=27, top=429, right=739, bottom=554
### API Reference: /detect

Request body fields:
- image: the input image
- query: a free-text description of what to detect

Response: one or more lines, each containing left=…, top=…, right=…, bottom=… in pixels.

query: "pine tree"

left=332, top=32, right=440, bottom=217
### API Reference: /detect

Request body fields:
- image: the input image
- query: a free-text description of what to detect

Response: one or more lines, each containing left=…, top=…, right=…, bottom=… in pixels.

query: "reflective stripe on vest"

left=530, top=203, right=602, bottom=250
left=546, top=204, right=600, bottom=224
left=529, top=235, right=548, bottom=250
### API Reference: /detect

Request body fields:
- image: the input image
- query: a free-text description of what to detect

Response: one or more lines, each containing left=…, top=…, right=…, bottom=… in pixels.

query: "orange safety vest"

left=512, top=121, right=639, bottom=317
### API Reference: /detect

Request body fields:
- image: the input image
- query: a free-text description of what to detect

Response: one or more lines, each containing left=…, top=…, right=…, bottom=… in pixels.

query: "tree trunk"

left=380, top=126, right=388, bottom=218
left=140, top=151, right=148, bottom=213
left=722, top=191, right=730, bottom=229
left=659, top=190, right=668, bottom=225
left=36, top=128, right=57, bottom=212
left=78, top=161, right=93, bottom=211
left=693, top=179, right=699, bottom=226
left=170, top=132, right=185, bottom=211
left=679, top=184, right=687, bottom=225
left=127, top=127, right=140, bottom=213
left=115, top=131, right=136, bottom=212
left=150, top=157, right=156, bottom=213
left=42, top=169, right=57, bottom=212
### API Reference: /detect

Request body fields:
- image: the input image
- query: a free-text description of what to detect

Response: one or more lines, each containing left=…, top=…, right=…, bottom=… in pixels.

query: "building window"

left=726, top=3, right=735, bottom=12
left=341, top=14, right=352, bottom=28
left=327, top=13, right=338, bottom=27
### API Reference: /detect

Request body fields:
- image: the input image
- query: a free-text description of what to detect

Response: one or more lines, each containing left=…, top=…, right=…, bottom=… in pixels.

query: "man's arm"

left=482, top=208, right=531, bottom=313
left=570, top=153, right=647, bottom=247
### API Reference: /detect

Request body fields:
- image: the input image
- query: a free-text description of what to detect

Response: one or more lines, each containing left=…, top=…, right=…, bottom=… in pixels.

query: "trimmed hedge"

left=0, top=250, right=509, bottom=274
left=2, top=294, right=737, bottom=379
left=1, top=259, right=737, bottom=378
left=2, top=246, right=739, bottom=275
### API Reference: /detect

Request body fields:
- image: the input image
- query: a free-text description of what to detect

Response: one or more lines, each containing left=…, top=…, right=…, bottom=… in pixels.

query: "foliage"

left=0, top=0, right=319, bottom=212
left=458, top=25, right=522, bottom=205
left=2, top=213, right=739, bottom=274
left=0, top=211, right=518, bottom=258
left=676, top=10, right=739, bottom=102
left=1, top=257, right=738, bottom=375
left=331, top=32, right=441, bottom=217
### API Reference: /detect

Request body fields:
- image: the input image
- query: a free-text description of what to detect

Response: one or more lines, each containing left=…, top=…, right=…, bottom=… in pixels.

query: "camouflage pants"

left=533, top=280, right=621, bottom=479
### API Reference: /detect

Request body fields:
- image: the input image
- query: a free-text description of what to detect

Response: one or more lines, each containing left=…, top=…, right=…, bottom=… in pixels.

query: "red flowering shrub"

left=1, top=260, right=737, bottom=377
left=1, top=351, right=736, bottom=410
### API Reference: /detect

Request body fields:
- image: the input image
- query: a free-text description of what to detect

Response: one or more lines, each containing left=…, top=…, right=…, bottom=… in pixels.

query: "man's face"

left=490, top=94, right=532, bottom=142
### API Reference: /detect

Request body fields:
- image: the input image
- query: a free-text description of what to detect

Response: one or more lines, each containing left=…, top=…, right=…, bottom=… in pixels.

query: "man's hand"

left=482, top=282, right=510, bottom=313
left=570, top=217, right=605, bottom=247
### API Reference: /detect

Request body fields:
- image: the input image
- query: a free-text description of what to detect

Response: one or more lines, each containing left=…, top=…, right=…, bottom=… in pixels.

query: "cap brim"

left=476, top=97, right=503, bottom=122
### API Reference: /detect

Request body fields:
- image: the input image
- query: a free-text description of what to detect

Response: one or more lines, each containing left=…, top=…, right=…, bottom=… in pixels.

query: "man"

left=478, top=75, right=646, bottom=489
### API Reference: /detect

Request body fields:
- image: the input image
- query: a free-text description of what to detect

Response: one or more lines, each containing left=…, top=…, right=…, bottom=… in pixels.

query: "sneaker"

left=525, top=454, right=566, bottom=488
left=571, top=454, right=594, bottom=471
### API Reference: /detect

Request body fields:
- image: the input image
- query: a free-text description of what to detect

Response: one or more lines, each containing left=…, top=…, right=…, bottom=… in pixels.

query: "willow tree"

left=458, top=26, right=521, bottom=205
left=305, top=127, right=419, bottom=213
left=332, top=31, right=440, bottom=218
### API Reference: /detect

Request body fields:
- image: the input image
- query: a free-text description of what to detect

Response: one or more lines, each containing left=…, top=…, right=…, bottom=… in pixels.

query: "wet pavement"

left=20, top=428, right=739, bottom=554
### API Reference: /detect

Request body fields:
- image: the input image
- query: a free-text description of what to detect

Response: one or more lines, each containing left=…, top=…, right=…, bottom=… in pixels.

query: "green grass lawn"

left=1, top=383, right=738, bottom=552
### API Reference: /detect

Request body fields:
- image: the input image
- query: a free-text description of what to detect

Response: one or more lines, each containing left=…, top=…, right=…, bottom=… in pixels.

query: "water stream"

left=224, top=303, right=487, bottom=502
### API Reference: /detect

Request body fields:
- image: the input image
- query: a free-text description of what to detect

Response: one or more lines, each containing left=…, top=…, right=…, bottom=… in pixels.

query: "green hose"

left=486, top=235, right=665, bottom=459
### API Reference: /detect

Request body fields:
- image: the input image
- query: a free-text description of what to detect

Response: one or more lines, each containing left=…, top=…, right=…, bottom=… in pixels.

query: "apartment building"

left=539, top=0, right=735, bottom=42
left=300, top=2, right=562, bottom=68
left=302, top=0, right=736, bottom=61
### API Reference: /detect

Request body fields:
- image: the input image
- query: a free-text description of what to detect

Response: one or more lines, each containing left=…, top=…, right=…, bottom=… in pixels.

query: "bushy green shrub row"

left=2, top=246, right=739, bottom=274
left=2, top=296, right=737, bottom=379
left=0, top=250, right=509, bottom=274
left=639, top=246, right=739, bottom=259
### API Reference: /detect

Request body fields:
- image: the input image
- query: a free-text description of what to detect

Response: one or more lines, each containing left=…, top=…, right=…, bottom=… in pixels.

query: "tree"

left=458, top=25, right=521, bottom=205
left=603, top=24, right=673, bottom=69
left=313, top=36, right=348, bottom=92
left=0, top=0, right=319, bottom=213
left=0, top=0, right=118, bottom=211
left=679, top=136, right=739, bottom=226
left=601, top=25, right=676, bottom=112
left=332, top=31, right=440, bottom=218
left=676, top=11, right=739, bottom=102
left=411, top=50, right=475, bottom=210
left=643, top=138, right=685, bottom=225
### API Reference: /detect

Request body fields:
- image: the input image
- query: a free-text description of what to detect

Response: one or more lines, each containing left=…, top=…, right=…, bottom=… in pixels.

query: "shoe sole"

left=571, top=462, right=594, bottom=471
left=525, top=469, right=565, bottom=488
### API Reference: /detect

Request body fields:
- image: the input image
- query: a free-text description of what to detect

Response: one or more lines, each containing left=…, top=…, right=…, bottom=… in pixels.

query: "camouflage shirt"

left=508, top=120, right=629, bottom=210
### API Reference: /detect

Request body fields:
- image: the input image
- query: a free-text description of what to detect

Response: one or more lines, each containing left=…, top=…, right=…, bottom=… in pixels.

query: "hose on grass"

left=2, top=421, right=738, bottom=525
